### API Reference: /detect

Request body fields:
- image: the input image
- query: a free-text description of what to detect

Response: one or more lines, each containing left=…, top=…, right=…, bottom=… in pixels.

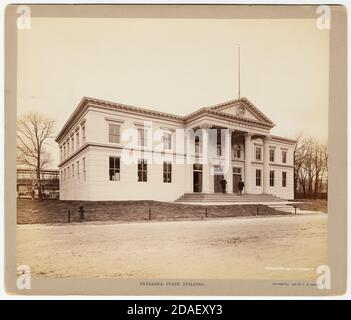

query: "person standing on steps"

left=238, top=178, right=245, bottom=196
left=220, top=176, right=227, bottom=193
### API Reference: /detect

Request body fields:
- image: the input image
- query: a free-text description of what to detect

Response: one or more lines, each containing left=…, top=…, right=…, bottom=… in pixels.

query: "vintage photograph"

left=5, top=4, right=347, bottom=296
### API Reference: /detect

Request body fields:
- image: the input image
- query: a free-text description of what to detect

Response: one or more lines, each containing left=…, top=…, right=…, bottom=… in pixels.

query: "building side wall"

left=62, top=147, right=186, bottom=201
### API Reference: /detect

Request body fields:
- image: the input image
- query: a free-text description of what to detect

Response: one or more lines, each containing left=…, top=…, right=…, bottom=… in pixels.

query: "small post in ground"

left=67, top=209, right=71, bottom=223
left=79, top=205, right=85, bottom=222
left=294, top=206, right=297, bottom=215
left=149, top=208, right=152, bottom=220
left=256, top=207, right=259, bottom=216
left=205, top=207, right=208, bottom=218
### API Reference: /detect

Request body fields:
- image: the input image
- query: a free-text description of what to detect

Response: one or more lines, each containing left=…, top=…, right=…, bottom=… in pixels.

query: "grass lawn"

left=293, top=199, right=327, bottom=213
left=17, top=199, right=288, bottom=224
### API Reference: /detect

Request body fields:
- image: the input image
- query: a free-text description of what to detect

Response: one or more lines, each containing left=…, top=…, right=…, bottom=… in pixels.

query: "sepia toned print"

left=5, top=4, right=347, bottom=295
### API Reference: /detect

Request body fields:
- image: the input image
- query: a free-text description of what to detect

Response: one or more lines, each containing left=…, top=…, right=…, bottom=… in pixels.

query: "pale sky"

left=17, top=18, right=329, bottom=168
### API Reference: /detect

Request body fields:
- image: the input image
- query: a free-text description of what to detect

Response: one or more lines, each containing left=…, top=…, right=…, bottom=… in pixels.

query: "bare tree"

left=294, top=134, right=328, bottom=199
left=17, top=112, right=56, bottom=200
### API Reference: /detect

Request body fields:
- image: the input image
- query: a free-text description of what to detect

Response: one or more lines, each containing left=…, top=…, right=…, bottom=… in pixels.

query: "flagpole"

left=237, top=45, right=241, bottom=99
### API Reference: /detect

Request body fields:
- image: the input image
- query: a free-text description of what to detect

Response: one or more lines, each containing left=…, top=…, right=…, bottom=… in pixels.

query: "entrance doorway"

left=214, top=166, right=224, bottom=193
left=233, top=167, right=242, bottom=193
left=193, top=164, right=203, bottom=192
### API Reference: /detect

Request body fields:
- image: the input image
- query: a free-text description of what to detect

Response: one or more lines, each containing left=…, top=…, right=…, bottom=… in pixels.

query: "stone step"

left=175, top=193, right=285, bottom=203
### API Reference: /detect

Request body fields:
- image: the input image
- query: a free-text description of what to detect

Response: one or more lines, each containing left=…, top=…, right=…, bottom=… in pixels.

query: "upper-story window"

left=82, top=125, right=86, bottom=144
left=63, top=143, right=66, bottom=159
left=216, top=130, right=222, bottom=157
left=67, top=140, right=70, bottom=156
left=269, top=149, right=275, bottom=162
left=109, top=124, right=121, bottom=143
left=60, top=147, right=63, bottom=162
left=255, top=146, right=262, bottom=161
left=195, top=136, right=201, bottom=155
left=282, top=150, right=287, bottom=164
left=137, top=128, right=147, bottom=147
left=76, top=131, right=80, bottom=149
left=163, top=132, right=172, bottom=150
left=233, top=144, right=241, bottom=159
left=71, top=135, right=74, bottom=153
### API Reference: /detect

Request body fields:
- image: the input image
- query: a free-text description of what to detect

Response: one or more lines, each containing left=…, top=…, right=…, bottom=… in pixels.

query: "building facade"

left=56, top=97, right=296, bottom=201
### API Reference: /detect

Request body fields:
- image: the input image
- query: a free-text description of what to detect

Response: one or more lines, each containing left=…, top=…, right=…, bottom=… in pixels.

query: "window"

left=195, top=136, right=201, bottom=154
left=76, top=131, right=80, bottom=149
left=233, top=144, right=241, bottom=159
left=233, top=167, right=241, bottom=175
left=109, top=156, right=120, bottom=181
left=269, top=149, right=275, bottom=162
left=269, top=170, right=275, bottom=187
left=193, top=163, right=203, bottom=171
left=137, top=128, right=147, bottom=147
left=282, top=150, right=287, bottom=164
left=255, top=146, right=262, bottom=161
left=256, top=169, right=262, bottom=186
left=67, top=167, right=70, bottom=179
left=216, top=130, right=222, bottom=156
left=138, top=159, right=147, bottom=182
left=163, top=162, right=172, bottom=183
left=282, top=171, right=287, bottom=187
left=72, top=164, right=75, bottom=177
left=109, top=124, right=120, bottom=143
left=71, top=136, right=74, bottom=153
left=67, top=140, right=70, bottom=156
left=83, top=157, right=86, bottom=181
left=163, top=132, right=172, bottom=150
left=77, top=160, right=80, bottom=176
left=64, top=168, right=66, bottom=180
left=63, top=144, right=66, bottom=159
left=60, top=147, right=63, bottom=161
left=82, top=125, right=86, bottom=144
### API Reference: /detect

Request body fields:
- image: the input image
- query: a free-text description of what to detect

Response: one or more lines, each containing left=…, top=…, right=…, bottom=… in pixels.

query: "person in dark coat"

left=238, top=178, right=245, bottom=195
left=220, top=176, right=227, bottom=193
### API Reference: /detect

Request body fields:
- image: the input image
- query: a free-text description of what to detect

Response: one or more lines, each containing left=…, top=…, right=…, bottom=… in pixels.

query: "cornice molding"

left=55, top=96, right=292, bottom=145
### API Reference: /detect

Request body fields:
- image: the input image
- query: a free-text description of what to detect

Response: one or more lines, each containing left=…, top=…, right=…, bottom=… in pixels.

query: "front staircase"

left=175, top=193, right=286, bottom=203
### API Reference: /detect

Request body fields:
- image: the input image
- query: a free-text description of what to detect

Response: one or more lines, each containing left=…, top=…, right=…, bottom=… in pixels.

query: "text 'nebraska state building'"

left=55, top=97, right=296, bottom=201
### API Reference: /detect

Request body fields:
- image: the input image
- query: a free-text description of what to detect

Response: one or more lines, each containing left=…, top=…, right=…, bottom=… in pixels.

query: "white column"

left=244, top=132, right=252, bottom=194
left=263, top=136, right=271, bottom=194
left=224, top=129, right=233, bottom=193
left=202, top=125, right=211, bottom=193
left=184, top=132, right=193, bottom=193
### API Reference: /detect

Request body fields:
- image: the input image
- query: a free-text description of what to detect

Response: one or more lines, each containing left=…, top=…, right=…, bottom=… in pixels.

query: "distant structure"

left=17, top=168, right=60, bottom=199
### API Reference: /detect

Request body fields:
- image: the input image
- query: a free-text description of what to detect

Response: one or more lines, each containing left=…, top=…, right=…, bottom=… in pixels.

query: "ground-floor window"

left=138, top=159, right=147, bottom=182
left=163, top=162, right=172, bottom=183
left=269, top=170, right=275, bottom=187
left=282, top=171, right=287, bottom=187
left=83, top=157, right=86, bottom=181
left=109, top=156, right=120, bottom=181
left=256, top=169, right=262, bottom=186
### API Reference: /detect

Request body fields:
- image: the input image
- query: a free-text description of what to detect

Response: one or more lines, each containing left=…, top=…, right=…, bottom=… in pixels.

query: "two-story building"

left=56, top=96, right=296, bottom=201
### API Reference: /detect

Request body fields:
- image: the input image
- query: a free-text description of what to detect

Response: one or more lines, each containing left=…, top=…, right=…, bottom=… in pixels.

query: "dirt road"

left=16, top=214, right=327, bottom=280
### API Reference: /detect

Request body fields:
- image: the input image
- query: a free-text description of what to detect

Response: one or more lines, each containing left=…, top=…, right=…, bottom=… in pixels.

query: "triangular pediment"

left=209, top=98, right=275, bottom=127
